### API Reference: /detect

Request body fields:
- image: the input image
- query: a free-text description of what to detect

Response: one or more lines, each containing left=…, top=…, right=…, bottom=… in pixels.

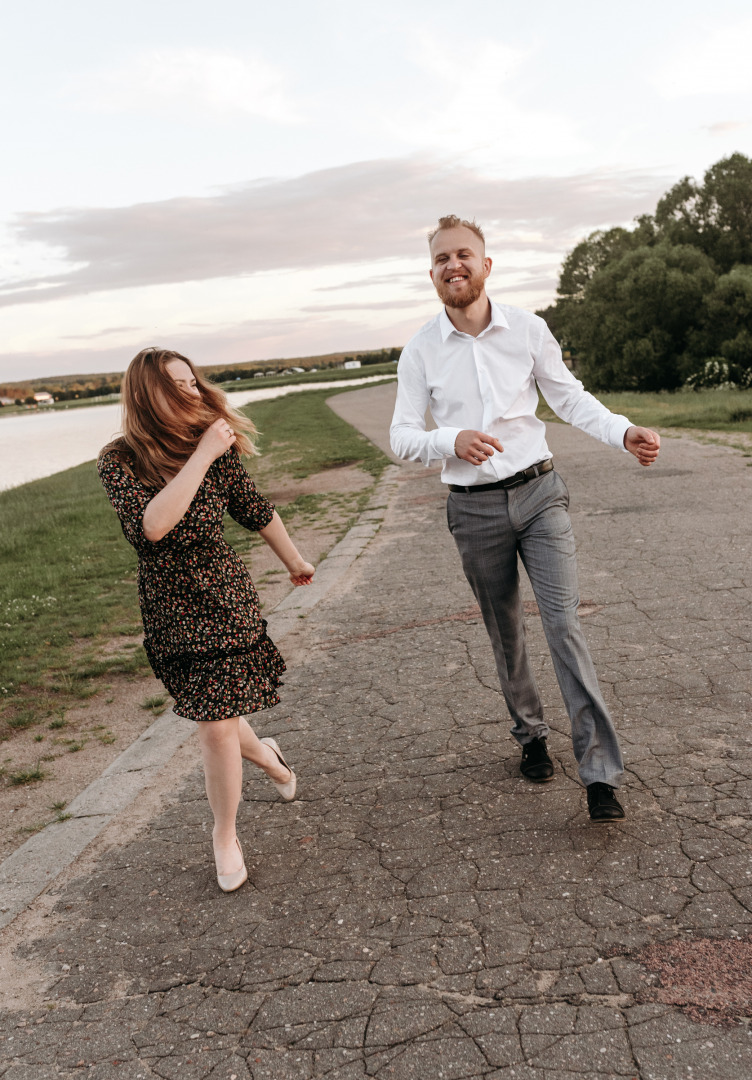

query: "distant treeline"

left=205, top=347, right=401, bottom=383
left=0, top=347, right=402, bottom=404
left=0, top=381, right=121, bottom=405
left=538, top=153, right=752, bottom=392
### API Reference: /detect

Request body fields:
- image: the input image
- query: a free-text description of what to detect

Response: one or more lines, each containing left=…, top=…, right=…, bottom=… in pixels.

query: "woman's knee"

left=197, top=716, right=240, bottom=750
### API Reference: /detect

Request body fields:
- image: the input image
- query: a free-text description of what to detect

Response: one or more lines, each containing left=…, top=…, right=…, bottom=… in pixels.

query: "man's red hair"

left=427, top=215, right=485, bottom=247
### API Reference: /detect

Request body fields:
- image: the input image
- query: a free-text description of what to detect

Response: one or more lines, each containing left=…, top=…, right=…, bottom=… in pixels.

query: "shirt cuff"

left=610, top=414, right=632, bottom=451
left=433, top=426, right=463, bottom=458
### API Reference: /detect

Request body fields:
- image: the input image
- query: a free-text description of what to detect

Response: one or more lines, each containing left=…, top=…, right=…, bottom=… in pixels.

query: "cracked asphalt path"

left=1, top=385, right=752, bottom=1079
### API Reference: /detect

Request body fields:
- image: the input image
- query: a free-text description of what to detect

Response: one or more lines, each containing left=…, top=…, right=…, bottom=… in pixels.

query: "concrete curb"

left=0, top=463, right=401, bottom=931
left=265, top=465, right=400, bottom=641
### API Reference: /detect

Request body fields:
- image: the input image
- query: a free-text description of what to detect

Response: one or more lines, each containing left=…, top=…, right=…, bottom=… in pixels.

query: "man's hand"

left=455, top=430, right=504, bottom=465
left=624, top=426, right=660, bottom=466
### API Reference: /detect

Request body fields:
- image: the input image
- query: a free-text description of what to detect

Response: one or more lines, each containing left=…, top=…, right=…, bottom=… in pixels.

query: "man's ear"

left=483, top=257, right=492, bottom=279
left=429, top=268, right=435, bottom=284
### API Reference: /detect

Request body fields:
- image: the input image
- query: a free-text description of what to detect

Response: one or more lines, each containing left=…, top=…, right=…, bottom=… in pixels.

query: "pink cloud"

left=1, top=156, right=670, bottom=309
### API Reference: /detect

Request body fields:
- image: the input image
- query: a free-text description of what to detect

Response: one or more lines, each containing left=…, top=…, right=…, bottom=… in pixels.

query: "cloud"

left=0, top=312, right=419, bottom=383
left=386, top=35, right=585, bottom=162
left=315, top=272, right=423, bottom=292
left=301, top=298, right=436, bottom=313
left=655, top=19, right=752, bottom=97
left=61, top=325, right=141, bottom=341
left=1, top=156, right=669, bottom=309
left=68, top=48, right=300, bottom=124
left=704, top=120, right=750, bottom=136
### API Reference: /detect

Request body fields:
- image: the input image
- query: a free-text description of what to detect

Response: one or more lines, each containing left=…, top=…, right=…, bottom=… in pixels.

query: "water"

left=0, top=376, right=395, bottom=492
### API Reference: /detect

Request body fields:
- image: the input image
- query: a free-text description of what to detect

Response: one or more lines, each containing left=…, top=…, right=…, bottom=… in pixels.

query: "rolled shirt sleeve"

left=533, top=322, right=631, bottom=451
left=389, top=346, right=461, bottom=465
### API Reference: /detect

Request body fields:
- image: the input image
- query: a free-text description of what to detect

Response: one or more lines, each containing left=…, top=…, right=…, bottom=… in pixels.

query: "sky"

left=1, top=0, right=751, bottom=383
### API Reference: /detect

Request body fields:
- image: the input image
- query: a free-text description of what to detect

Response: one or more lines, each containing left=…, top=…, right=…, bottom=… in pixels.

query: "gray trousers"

left=447, top=468, right=624, bottom=788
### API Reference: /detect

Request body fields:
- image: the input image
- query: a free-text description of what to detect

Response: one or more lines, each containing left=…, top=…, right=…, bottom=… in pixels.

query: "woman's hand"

left=288, top=560, right=315, bottom=587
left=258, top=511, right=315, bottom=584
left=142, top=419, right=235, bottom=541
left=197, top=418, right=236, bottom=464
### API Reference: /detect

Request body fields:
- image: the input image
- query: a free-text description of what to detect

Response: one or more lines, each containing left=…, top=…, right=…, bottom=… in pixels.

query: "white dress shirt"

left=389, top=299, right=632, bottom=486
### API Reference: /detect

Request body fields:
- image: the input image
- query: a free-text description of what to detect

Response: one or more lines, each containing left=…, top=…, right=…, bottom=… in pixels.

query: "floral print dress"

left=97, top=447, right=285, bottom=722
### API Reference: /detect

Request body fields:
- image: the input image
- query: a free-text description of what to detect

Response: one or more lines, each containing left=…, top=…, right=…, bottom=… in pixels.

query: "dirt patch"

left=263, top=462, right=372, bottom=502
left=244, top=515, right=353, bottom=614
left=636, top=936, right=752, bottom=1027
left=0, top=669, right=163, bottom=862
left=663, top=428, right=752, bottom=454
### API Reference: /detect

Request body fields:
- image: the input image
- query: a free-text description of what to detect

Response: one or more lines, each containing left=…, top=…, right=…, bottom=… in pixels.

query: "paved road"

left=1, top=384, right=751, bottom=1078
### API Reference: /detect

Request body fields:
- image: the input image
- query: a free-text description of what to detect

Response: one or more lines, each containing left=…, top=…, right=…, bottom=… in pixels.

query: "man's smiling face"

left=429, top=225, right=492, bottom=310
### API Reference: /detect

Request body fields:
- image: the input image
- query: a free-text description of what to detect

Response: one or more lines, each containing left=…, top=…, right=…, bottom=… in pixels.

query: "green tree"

left=567, top=243, right=717, bottom=391
left=652, top=153, right=752, bottom=272
left=557, top=227, right=641, bottom=302
left=544, top=153, right=752, bottom=391
left=685, top=264, right=752, bottom=385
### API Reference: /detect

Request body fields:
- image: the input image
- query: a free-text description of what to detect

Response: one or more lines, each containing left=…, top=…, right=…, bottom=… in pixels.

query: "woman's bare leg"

left=237, top=716, right=292, bottom=783
left=196, top=716, right=244, bottom=876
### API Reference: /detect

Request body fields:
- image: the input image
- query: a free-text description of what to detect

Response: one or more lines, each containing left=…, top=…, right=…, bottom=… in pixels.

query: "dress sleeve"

left=97, top=451, right=155, bottom=551
left=221, top=451, right=275, bottom=532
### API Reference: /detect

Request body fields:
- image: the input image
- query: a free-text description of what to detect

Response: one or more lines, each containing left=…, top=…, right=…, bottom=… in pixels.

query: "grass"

left=0, top=385, right=390, bottom=739
left=9, top=765, right=45, bottom=785
left=141, top=693, right=169, bottom=715
left=62, top=739, right=85, bottom=753
left=19, top=807, right=72, bottom=834
left=0, top=463, right=148, bottom=701
left=219, top=362, right=397, bottom=393
left=247, top=385, right=391, bottom=480
left=537, top=387, right=752, bottom=434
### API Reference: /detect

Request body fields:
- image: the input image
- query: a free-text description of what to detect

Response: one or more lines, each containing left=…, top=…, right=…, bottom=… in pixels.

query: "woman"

left=98, top=347, right=314, bottom=892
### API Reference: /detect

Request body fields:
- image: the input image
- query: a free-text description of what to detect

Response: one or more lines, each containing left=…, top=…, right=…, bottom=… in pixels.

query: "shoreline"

left=0, top=374, right=396, bottom=492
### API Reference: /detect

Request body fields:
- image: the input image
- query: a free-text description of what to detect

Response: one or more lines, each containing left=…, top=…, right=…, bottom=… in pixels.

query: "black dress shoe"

left=520, top=737, right=555, bottom=782
left=586, top=782, right=625, bottom=821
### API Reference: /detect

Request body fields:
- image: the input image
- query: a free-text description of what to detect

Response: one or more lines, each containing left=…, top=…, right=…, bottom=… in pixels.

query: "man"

left=389, top=215, right=660, bottom=821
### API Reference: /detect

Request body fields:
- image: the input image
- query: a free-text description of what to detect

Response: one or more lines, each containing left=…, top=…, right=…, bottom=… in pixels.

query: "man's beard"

left=434, top=270, right=486, bottom=309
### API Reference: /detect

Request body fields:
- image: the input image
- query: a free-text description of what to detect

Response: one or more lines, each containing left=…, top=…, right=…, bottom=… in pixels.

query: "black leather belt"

left=449, top=458, right=554, bottom=494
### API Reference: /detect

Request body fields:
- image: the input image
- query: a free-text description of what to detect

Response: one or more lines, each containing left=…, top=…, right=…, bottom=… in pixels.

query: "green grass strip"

left=0, top=386, right=389, bottom=733
left=247, top=385, right=390, bottom=479
left=220, top=362, right=397, bottom=393
left=537, top=387, right=752, bottom=433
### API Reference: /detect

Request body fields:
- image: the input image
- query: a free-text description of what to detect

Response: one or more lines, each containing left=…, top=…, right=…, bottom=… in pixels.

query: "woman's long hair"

left=101, top=348, right=258, bottom=487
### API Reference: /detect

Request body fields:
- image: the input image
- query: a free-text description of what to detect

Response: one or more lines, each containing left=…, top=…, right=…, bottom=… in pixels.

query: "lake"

left=0, top=376, right=394, bottom=491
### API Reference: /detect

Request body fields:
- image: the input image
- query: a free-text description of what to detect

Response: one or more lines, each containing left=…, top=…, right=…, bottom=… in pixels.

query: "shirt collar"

left=438, top=298, right=510, bottom=342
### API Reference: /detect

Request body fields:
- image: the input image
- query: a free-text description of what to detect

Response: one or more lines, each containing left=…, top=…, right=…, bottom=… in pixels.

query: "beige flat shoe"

left=260, top=737, right=297, bottom=801
left=216, top=837, right=248, bottom=893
